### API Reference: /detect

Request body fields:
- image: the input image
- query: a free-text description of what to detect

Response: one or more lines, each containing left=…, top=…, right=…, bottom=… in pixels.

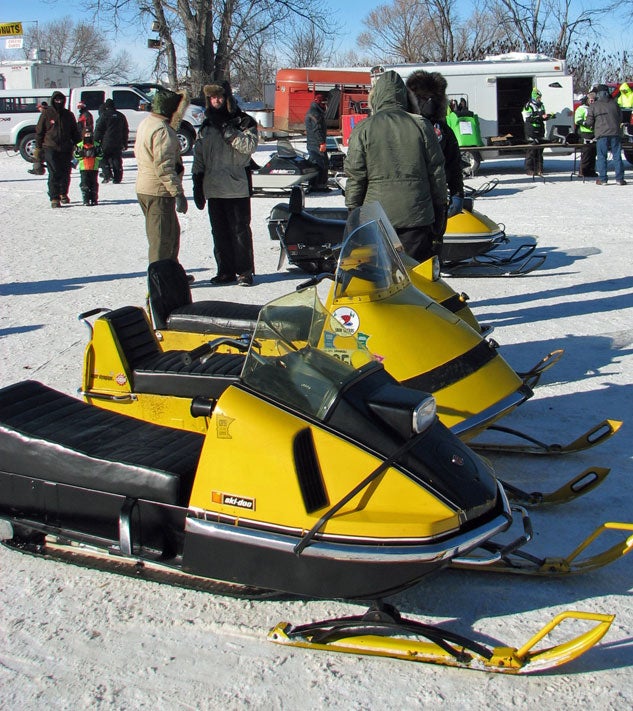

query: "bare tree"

left=22, top=17, right=138, bottom=83
left=89, top=0, right=334, bottom=96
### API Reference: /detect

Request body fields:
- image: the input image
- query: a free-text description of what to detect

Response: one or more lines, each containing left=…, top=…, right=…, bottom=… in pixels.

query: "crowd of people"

left=34, top=93, right=130, bottom=207
left=29, top=76, right=631, bottom=287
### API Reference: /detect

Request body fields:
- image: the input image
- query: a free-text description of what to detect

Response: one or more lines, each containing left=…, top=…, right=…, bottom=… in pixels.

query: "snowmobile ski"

left=451, top=521, right=633, bottom=575
left=471, top=419, right=622, bottom=455
left=515, top=348, right=565, bottom=388
left=499, top=467, right=610, bottom=507
left=441, top=252, right=546, bottom=278
left=268, top=602, right=614, bottom=673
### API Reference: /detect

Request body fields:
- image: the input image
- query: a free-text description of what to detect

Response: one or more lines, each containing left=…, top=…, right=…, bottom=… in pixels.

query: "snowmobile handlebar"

left=296, top=273, right=335, bottom=291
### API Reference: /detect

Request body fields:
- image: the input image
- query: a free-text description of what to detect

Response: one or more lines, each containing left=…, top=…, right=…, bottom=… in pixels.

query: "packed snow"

left=0, top=142, right=631, bottom=709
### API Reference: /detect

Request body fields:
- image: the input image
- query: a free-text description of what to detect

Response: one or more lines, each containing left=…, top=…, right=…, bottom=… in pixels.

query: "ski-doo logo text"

left=212, top=491, right=255, bottom=511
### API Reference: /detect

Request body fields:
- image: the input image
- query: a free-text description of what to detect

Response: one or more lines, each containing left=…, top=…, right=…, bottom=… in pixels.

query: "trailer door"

left=535, top=75, right=574, bottom=139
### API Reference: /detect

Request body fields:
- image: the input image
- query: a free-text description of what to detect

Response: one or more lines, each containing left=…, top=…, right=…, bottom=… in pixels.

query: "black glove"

left=192, top=173, right=206, bottom=210
left=431, top=202, right=448, bottom=239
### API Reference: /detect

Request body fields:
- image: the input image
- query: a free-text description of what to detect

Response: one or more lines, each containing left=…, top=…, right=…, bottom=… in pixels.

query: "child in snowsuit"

left=74, top=130, right=102, bottom=205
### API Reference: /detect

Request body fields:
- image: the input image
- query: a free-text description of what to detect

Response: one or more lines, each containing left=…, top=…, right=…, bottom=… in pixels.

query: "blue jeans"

left=596, top=135, right=624, bottom=181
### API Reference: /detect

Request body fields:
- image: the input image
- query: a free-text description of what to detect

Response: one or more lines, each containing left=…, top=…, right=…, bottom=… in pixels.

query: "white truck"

left=0, top=84, right=204, bottom=161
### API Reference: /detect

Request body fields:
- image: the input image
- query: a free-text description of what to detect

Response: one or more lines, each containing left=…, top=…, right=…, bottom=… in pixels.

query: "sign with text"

left=5, top=37, right=24, bottom=49
left=0, top=22, right=23, bottom=37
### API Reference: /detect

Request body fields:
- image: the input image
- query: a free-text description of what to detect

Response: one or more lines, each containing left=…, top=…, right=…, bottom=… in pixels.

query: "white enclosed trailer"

left=0, top=60, right=85, bottom=90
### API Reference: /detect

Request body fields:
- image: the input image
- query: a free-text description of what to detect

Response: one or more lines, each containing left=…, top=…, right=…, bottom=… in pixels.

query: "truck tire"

left=177, top=125, right=196, bottom=155
left=624, top=146, right=633, bottom=167
left=19, top=132, right=38, bottom=163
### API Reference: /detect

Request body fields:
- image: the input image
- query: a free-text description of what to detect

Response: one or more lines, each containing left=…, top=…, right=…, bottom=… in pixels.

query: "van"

left=0, top=85, right=204, bottom=162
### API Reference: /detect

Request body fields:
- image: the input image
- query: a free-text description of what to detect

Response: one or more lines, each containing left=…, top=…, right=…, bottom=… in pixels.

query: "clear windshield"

left=334, top=202, right=410, bottom=301
left=241, top=287, right=376, bottom=420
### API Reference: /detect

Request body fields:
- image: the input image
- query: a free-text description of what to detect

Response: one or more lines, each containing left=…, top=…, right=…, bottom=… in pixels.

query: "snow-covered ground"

left=0, top=143, right=632, bottom=709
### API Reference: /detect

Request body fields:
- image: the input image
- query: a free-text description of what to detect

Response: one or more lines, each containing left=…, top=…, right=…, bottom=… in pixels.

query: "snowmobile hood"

left=369, top=70, right=409, bottom=113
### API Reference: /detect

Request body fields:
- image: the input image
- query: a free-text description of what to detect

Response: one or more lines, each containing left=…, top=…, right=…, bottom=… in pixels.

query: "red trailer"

left=273, top=67, right=371, bottom=144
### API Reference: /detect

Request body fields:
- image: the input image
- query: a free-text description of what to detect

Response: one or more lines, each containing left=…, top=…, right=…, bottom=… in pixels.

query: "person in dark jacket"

left=94, top=98, right=130, bottom=183
left=585, top=84, right=626, bottom=185
left=344, top=70, right=447, bottom=263
left=304, top=93, right=330, bottom=191
left=406, top=70, right=464, bottom=221
left=35, top=91, right=81, bottom=208
left=76, top=101, right=94, bottom=138
left=192, top=80, right=259, bottom=286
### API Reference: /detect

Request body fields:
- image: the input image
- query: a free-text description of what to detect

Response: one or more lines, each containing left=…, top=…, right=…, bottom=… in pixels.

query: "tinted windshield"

left=241, top=287, right=374, bottom=420
left=334, top=202, right=409, bottom=301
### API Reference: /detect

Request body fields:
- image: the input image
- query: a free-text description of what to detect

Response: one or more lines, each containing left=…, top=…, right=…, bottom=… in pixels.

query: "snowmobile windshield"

left=334, top=202, right=410, bottom=302
left=241, top=286, right=377, bottom=420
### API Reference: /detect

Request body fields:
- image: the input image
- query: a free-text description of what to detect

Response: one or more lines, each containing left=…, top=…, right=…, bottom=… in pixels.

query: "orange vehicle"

left=273, top=67, right=371, bottom=143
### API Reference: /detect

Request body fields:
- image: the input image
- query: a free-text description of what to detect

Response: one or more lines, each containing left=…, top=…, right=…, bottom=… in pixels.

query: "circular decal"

left=115, top=373, right=128, bottom=386
left=331, top=307, right=360, bottom=336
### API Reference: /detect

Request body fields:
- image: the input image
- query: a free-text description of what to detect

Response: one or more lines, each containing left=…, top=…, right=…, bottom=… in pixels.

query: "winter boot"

left=51, top=199, right=61, bottom=208
left=59, top=195, right=70, bottom=204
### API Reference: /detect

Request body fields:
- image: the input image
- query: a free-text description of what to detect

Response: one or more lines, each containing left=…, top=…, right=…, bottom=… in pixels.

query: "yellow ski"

left=269, top=605, right=614, bottom=673
left=452, top=521, right=633, bottom=575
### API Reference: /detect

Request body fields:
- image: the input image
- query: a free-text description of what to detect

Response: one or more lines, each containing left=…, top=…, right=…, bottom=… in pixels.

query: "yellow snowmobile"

left=0, top=290, right=629, bottom=673
left=82, top=203, right=618, bottom=460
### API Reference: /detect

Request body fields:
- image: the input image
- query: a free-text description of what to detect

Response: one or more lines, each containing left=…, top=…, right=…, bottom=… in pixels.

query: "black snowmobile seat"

left=0, top=380, right=203, bottom=506
left=101, top=306, right=244, bottom=399
left=148, top=259, right=261, bottom=334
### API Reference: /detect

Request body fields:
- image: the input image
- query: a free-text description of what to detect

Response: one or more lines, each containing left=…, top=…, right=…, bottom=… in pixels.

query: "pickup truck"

left=2, top=84, right=204, bottom=162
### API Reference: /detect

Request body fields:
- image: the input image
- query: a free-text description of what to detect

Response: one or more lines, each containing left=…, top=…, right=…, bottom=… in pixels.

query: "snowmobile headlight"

left=367, top=386, right=437, bottom=438
left=412, top=396, right=437, bottom=434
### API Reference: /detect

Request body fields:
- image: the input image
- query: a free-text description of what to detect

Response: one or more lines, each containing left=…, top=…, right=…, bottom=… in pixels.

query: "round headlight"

left=412, top=396, right=437, bottom=433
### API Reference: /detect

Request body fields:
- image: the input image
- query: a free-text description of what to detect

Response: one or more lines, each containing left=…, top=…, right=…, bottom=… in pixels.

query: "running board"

left=269, top=602, right=614, bottom=673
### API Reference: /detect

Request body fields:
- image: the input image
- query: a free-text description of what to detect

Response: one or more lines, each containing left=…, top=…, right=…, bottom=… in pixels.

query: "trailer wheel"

left=19, top=133, right=38, bottom=163
left=624, top=146, right=633, bottom=167
left=461, top=150, right=481, bottom=177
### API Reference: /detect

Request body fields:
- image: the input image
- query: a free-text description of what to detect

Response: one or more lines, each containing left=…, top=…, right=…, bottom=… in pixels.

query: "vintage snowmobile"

left=266, top=186, right=485, bottom=332
left=251, top=139, right=319, bottom=194
left=82, top=203, right=619, bottom=461
left=0, top=290, right=628, bottom=673
left=303, top=182, right=544, bottom=277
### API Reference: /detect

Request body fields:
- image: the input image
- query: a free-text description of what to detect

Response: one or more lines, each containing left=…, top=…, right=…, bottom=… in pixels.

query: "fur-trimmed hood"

left=405, top=70, right=448, bottom=122
left=152, top=89, right=190, bottom=130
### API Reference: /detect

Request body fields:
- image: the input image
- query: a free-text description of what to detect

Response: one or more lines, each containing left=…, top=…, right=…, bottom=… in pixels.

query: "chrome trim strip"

left=185, top=484, right=511, bottom=564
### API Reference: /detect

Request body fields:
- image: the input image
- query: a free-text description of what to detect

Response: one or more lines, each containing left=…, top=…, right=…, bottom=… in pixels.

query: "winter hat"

left=152, top=89, right=190, bottom=128
left=51, top=91, right=66, bottom=106
left=204, top=83, right=225, bottom=99
left=203, top=81, right=237, bottom=114
left=77, top=101, right=87, bottom=110
left=406, top=70, right=448, bottom=122
left=104, top=99, right=115, bottom=110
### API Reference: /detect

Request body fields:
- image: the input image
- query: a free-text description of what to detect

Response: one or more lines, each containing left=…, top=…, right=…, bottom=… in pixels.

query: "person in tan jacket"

left=134, top=89, right=189, bottom=263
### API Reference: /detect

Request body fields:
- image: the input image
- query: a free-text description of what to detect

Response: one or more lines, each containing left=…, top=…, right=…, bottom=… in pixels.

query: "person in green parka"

left=344, top=70, right=447, bottom=263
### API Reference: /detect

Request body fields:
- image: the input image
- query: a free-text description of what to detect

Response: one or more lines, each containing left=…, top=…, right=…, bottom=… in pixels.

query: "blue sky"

left=2, top=1, right=373, bottom=76
left=2, top=1, right=627, bottom=78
